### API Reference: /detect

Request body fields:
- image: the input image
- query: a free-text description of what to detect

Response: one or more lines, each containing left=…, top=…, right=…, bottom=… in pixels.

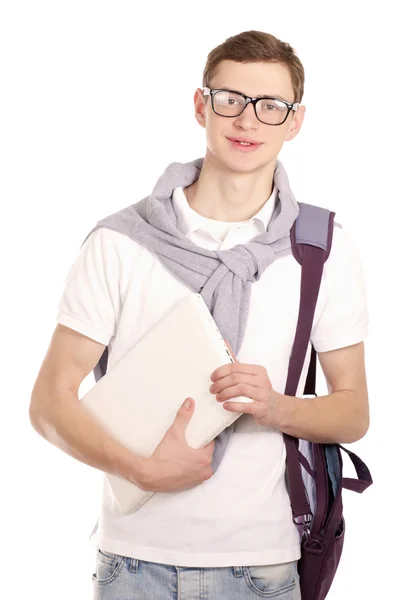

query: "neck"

left=184, top=152, right=276, bottom=222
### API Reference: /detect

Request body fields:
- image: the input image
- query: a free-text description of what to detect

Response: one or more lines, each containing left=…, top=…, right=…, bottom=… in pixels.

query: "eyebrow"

left=217, top=87, right=291, bottom=102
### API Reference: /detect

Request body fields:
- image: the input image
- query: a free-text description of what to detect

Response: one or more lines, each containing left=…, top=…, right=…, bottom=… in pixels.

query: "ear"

left=285, top=104, right=306, bottom=142
left=194, top=87, right=207, bottom=129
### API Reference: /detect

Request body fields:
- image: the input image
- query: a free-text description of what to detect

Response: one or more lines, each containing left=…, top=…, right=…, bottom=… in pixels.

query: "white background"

left=1, top=1, right=398, bottom=598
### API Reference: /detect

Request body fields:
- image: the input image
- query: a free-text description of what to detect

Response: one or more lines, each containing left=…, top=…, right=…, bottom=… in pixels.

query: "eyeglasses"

left=203, top=87, right=300, bottom=126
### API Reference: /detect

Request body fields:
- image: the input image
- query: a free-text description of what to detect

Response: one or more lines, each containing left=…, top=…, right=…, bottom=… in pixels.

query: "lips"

left=227, top=137, right=261, bottom=146
left=226, top=137, right=262, bottom=153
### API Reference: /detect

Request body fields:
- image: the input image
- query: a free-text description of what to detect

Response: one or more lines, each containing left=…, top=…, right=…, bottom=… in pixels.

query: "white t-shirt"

left=57, top=185, right=368, bottom=567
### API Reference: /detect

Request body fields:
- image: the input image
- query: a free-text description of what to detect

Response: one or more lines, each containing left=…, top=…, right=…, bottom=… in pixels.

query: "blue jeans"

left=92, top=549, right=301, bottom=599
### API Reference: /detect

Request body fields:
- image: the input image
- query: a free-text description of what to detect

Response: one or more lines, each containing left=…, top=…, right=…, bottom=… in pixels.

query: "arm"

left=278, top=225, right=370, bottom=443
left=29, top=324, right=147, bottom=487
left=32, top=229, right=214, bottom=494
left=213, top=225, right=369, bottom=444
left=212, top=341, right=369, bottom=445
left=29, top=323, right=215, bottom=493
left=273, top=342, right=369, bottom=443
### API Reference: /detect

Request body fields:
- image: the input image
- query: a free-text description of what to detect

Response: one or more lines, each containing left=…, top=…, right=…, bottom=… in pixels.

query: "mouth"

left=226, top=137, right=263, bottom=152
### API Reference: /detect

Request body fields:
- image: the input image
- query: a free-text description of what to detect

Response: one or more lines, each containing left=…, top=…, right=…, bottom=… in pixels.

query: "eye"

left=259, top=99, right=287, bottom=112
left=214, top=91, right=244, bottom=107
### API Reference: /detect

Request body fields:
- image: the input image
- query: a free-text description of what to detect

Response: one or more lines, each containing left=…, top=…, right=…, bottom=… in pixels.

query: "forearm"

left=29, top=389, right=147, bottom=486
left=273, top=389, right=369, bottom=444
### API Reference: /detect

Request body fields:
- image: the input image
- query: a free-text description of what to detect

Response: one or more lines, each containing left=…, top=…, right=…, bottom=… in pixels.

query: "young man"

left=29, top=30, right=369, bottom=599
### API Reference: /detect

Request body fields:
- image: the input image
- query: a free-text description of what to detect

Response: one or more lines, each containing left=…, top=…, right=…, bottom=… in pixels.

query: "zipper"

left=310, top=444, right=329, bottom=540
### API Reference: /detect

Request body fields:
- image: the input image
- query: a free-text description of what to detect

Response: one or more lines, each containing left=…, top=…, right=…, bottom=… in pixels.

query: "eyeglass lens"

left=213, top=90, right=289, bottom=125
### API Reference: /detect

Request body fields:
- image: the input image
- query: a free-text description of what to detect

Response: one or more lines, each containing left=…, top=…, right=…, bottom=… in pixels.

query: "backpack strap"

left=284, top=202, right=336, bottom=524
left=287, top=202, right=335, bottom=396
left=292, top=203, right=336, bottom=397
left=339, top=444, right=373, bottom=492
left=94, top=346, right=108, bottom=382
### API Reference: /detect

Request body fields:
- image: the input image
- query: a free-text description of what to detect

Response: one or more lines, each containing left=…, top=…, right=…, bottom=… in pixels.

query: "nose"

left=235, top=102, right=259, bottom=129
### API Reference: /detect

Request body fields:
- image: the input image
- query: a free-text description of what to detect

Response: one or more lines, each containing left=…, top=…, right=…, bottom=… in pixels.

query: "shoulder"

left=328, top=222, right=362, bottom=266
left=82, top=196, right=148, bottom=252
left=321, top=221, right=365, bottom=290
left=83, top=225, right=144, bottom=264
left=294, top=204, right=362, bottom=268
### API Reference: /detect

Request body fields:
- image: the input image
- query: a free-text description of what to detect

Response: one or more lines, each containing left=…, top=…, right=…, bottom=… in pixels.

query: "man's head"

left=194, top=31, right=306, bottom=174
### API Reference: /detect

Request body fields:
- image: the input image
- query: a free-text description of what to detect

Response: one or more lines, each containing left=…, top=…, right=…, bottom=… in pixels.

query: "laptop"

left=80, top=293, right=252, bottom=514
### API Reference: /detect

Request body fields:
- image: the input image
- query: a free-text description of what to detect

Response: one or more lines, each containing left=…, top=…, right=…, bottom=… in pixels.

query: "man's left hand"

left=209, top=341, right=279, bottom=428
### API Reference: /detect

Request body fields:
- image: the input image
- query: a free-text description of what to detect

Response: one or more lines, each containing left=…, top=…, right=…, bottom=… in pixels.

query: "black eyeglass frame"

left=203, top=87, right=300, bottom=126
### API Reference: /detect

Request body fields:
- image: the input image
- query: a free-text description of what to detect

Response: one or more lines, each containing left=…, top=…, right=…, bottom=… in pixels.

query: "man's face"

left=194, top=60, right=305, bottom=174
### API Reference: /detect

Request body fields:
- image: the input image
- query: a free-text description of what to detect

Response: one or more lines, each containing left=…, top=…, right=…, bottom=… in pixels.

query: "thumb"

left=173, top=397, right=195, bottom=432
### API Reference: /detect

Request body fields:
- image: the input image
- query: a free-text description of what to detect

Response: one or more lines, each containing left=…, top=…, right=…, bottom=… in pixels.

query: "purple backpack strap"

left=286, top=203, right=372, bottom=600
left=285, top=202, right=335, bottom=524
left=339, top=445, right=372, bottom=493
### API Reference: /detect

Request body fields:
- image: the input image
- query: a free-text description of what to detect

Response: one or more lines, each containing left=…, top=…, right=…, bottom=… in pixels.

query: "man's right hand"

left=138, top=398, right=215, bottom=493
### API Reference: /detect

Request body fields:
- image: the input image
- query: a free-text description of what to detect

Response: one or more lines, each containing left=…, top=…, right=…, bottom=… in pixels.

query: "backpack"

left=287, top=202, right=373, bottom=599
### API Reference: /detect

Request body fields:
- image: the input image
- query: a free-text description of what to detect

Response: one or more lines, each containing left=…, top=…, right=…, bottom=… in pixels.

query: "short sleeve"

left=311, top=225, right=369, bottom=353
left=56, top=228, right=122, bottom=345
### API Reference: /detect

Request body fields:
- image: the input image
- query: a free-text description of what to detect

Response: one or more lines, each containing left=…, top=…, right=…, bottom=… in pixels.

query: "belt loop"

left=233, top=566, right=243, bottom=577
left=128, top=557, right=139, bottom=573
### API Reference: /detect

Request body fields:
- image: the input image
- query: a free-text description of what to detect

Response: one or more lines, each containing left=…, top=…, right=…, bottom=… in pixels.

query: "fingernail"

left=184, top=398, right=191, bottom=409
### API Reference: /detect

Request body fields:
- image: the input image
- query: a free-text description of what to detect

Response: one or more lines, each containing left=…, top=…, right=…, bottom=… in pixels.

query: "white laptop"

left=80, top=293, right=252, bottom=515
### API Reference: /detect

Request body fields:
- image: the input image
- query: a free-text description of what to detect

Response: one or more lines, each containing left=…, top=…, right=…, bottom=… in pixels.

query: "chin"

left=216, top=152, right=272, bottom=175
left=205, top=140, right=276, bottom=175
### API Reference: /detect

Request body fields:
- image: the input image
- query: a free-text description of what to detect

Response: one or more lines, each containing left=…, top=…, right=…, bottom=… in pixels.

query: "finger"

left=210, top=373, right=259, bottom=394
left=215, top=383, right=261, bottom=403
left=222, top=401, right=257, bottom=414
left=211, top=361, right=262, bottom=382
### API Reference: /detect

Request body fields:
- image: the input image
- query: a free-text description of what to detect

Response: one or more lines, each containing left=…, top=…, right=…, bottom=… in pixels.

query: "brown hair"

left=202, top=30, right=305, bottom=103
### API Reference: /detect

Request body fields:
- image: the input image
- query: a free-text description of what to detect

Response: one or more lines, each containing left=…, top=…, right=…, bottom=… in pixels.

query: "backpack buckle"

left=293, top=513, right=313, bottom=527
